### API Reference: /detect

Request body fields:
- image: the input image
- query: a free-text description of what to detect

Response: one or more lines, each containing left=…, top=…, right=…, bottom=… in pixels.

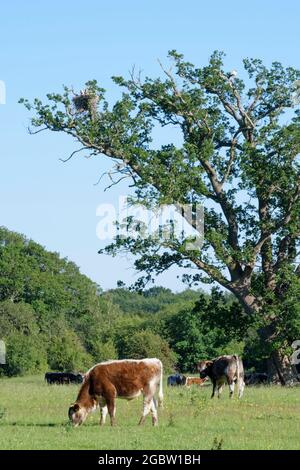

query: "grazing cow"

left=167, top=374, right=186, bottom=386
left=197, top=355, right=245, bottom=399
left=184, top=376, right=207, bottom=387
left=45, top=372, right=83, bottom=385
left=68, top=358, right=163, bottom=427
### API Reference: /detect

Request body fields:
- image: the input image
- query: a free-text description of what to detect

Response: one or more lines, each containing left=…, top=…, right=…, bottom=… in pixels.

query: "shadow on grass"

left=0, top=420, right=125, bottom=428
left=0, top=421, right=68, bottom=428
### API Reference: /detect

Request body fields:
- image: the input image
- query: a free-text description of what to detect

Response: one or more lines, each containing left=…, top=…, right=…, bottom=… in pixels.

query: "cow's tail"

left=234, top=354, right=240, bottom=395
left=158, top=360, right=164, bottom=408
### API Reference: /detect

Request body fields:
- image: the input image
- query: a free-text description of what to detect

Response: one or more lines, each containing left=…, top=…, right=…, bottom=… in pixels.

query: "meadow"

left=0, top=375, right=300, bottom=450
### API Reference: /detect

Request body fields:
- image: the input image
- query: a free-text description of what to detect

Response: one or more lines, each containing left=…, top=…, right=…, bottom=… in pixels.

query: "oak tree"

left=21, top=51, right=300, bottom=383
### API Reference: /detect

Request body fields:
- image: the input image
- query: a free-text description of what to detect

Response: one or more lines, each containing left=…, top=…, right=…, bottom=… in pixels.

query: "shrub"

left=117, top=329, right=177, bottom=372
left=5, top=332, right=47, bottom=376
left=47, top=330, right=92, bottom=372
left=92, top=339, right=118, bottom=363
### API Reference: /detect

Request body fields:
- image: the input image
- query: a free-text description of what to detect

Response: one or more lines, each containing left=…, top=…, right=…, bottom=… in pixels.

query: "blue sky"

left=0, top=0, right=299, bottom=291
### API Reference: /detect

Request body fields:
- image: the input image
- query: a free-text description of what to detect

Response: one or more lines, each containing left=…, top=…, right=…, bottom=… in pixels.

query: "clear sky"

left=0, top=0, right=299, bottom=291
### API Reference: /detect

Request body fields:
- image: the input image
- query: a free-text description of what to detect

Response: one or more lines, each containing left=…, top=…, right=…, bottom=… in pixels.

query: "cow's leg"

left=150, top=399, right=158, bottom=426
left=101, top=384, right=117, bottom=426
left=139, top=383, right=157, bottom=426
left=217, top=383, right=224, bottom=398
left=211, top=379, right=217, bottom=398
left=139, top=398, right=152, bottom=425
left=238, top=380, right=245, bottom=399
left=99, top=398, right=108, bottom=426
left=106, top=398, right=116, bottom=426
left=228, top=380, right=235, bottom=398
left=100, top=406, right=108, bottom=425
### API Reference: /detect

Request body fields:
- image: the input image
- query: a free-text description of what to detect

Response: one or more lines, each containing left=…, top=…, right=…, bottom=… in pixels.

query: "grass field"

left=0, top=375, right=300, bottom=450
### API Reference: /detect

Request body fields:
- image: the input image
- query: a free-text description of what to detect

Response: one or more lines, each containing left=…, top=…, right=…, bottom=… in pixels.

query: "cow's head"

left=68, top=403, right=87, bottom=427
left=197, top=360, right=213, bottom=379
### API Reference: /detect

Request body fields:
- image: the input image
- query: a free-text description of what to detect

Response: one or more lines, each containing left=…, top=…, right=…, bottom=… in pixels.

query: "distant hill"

left=103, top=286, right=204, bottom=316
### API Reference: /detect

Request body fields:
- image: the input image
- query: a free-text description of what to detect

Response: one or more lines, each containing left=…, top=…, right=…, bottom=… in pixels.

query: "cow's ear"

left=206, top=361, right=213, bottom=366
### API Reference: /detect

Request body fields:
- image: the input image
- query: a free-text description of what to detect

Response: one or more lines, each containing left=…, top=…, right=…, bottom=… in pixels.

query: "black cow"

left=197, top=355, right=245, bottom=399
left=167, top=374, right=186, bottom=386
left=244, top=372, right=268, bottom=385
left=45, top=372, right=84, bottom=385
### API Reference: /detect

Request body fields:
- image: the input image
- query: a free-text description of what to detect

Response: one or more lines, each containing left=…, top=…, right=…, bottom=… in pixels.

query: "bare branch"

left=104, top=175, right=131, bottom=191
left=190, top=256, right=230, bottom=289
left=28, top=126, right=48, bottom=135
left=220, top=129, right=242, bottom=187
left=59, top=147, right=88, bottom=163
left=218, top=71, right=255, bottom=129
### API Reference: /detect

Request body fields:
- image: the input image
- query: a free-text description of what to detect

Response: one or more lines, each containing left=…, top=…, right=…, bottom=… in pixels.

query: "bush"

left=47, top=330, right=92, bottom=372
left=117, top=329, right=177, bottom=373
left=0, top=301, right=39, bottom=337
left=165, top=307, right=209, bottom=372
left=92, top=339, right=118, bottom=363
left=5, top=332, right=48, bottom=376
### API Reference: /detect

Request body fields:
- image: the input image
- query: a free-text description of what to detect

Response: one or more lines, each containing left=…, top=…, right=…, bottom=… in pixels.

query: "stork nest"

left=72, top=90, right=99, bottom=116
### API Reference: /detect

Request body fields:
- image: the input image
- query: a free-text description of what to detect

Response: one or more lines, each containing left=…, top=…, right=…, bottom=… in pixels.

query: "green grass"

left=0, top=375, right=300, bottom=450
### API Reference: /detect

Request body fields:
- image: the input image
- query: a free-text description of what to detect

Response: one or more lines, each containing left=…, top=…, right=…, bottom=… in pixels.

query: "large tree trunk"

left=238, top=292, right=299, bottom=385
left=266, top=350, right=299, bottom=385
left=257, top=324, right=299, bottom=385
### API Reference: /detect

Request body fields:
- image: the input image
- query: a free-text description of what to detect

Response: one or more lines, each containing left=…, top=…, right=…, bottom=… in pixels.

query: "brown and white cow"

left=184, top=376, right=208, bottom=387
left=68, top=358, right=163, bottom=427
left=197, top=355, right=245, bottom=399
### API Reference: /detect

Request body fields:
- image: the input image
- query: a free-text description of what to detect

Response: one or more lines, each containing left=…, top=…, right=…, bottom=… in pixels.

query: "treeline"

left=0, top=227, right=263, bottom=377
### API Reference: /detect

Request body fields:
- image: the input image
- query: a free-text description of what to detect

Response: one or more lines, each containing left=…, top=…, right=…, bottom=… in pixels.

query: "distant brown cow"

left=184, top=376, right=208, bottom=387
left=68, top=358, right=163, bottom=427
left=197, top=355, right=245, bottom=399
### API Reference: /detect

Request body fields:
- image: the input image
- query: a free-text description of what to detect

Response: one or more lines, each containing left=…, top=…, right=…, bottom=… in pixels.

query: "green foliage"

left=117, top=329, right=177, bottom=372
left=91, top=339, right=118, bottom=363
left=0, top=227, right=118, bottom=375
left=46, top=329, right=92, bottom=372
left=103, top=286, right=200, bottom=315
left=165, top=307, right=209, bottom=372
left=164, top=290, right=248, bottom=371
left=1, top=226, right=296, bottom=378
left=0, top=300, right=39, bottom=337
left=5, top=331, right=48, bottom=376
left=0, top=301, right=47, bottom=376
left=1, top=227, right=204, bottom=376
